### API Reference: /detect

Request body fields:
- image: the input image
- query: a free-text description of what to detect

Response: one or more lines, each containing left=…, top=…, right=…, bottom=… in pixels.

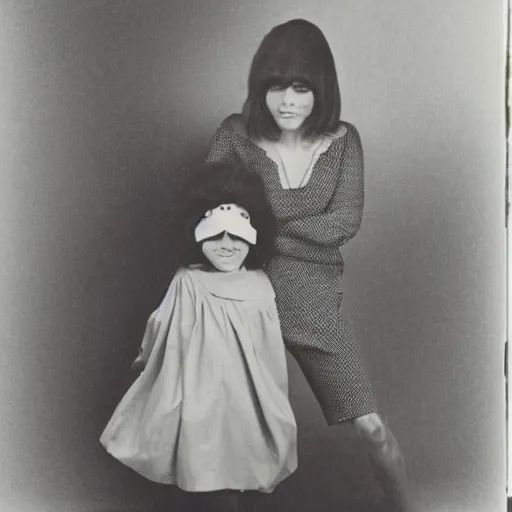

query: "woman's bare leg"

left=349, top=412, right=413, bottom=511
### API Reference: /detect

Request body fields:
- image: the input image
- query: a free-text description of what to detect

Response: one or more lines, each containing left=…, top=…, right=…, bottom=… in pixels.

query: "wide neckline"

left=185, top=265, right=272, bottom=301
left=224, top=118, right=349, bottom=192
left=260, top=136, right=332, bottom=190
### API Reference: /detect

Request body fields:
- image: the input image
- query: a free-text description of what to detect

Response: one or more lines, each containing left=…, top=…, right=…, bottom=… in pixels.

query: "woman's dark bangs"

left=260, top=75, right=316, bottom=92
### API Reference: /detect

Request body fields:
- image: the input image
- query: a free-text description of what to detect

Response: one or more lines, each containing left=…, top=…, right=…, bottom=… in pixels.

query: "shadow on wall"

left=13, top=141, right=209, bottom=509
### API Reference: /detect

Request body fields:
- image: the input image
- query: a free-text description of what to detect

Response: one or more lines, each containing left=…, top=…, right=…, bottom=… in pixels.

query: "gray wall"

left=0, top=1, right=506, bottom=511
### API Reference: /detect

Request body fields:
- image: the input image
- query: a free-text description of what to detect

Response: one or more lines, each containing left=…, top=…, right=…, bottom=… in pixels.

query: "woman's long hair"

left=243, top=19, right=341, bottom=141
left=169, top=161, right=276, bottom=271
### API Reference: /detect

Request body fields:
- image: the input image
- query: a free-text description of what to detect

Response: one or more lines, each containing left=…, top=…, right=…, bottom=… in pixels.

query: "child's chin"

left=214, top=262, right=242, bottom=273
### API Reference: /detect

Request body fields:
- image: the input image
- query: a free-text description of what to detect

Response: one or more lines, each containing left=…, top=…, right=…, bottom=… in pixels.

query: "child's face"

left=202, top=232, right=250, bottom=273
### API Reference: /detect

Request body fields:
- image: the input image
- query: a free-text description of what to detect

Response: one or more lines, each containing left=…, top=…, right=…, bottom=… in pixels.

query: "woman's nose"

left=281, top=87, right=296, bottom=106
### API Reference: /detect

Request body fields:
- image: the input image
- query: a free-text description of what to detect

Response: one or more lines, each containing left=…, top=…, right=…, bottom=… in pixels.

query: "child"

left=100, top=162, right=297, bottom=511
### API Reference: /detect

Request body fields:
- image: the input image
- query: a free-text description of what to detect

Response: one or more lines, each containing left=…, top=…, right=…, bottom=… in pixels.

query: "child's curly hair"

left=170, top=161, right=277, bottom=270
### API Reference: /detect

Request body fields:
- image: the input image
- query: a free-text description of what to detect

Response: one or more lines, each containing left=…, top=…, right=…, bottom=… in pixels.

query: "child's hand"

left=131, top=356, right=146, bottom=375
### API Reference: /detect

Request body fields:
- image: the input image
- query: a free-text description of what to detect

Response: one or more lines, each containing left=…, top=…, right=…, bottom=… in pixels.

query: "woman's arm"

left=274, top=233, right=343, bottom=265
left=278, top=125, right=364, bottom=247
left=205, top=117, right=238, bottom=163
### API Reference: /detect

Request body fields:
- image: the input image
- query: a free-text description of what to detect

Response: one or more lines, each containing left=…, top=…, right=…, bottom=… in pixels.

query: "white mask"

left=194, top=204, right=257, bottom=245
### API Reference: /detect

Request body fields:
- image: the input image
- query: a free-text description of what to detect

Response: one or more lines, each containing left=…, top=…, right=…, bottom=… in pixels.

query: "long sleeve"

left=274, top=233, right=343, bottom=265
left=205, top=117, right=238, bottom=163
left=277, top=125, right=364, bottom=247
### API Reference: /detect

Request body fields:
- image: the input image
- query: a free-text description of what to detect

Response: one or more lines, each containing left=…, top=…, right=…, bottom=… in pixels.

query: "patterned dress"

left=206, top=115, right=377, bottom=424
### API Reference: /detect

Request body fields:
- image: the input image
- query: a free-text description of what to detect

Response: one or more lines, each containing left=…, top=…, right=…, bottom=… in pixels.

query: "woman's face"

left=265, top=82, right=315, bottom=134
left=201, top=232, right=250, bottom=273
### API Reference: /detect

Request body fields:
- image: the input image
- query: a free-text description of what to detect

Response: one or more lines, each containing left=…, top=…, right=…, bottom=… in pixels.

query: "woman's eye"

left=293, top=84, right=311, bottom=93
left=268, top=84, right=285, bottom=92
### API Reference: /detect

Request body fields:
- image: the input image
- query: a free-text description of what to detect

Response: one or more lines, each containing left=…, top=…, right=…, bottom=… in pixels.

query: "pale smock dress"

left=99, top=265, right=298, bottom=493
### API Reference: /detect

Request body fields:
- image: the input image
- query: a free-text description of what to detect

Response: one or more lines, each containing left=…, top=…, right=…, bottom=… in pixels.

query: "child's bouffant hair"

left=243, top=19, right=341, bottom=141
left=170, top=161, right=276, bottom=271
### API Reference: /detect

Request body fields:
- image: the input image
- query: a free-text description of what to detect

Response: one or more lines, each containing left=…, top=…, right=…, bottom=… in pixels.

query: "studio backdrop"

left=0, top=1, right=506, bottom=511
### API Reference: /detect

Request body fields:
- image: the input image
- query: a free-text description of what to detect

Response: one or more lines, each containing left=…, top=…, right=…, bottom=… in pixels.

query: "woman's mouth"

left=278, top=112, right=297, bottom=118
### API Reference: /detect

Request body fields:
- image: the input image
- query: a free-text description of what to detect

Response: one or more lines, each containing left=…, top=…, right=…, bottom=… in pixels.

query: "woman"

left=205, top=19, right=413, bottom=512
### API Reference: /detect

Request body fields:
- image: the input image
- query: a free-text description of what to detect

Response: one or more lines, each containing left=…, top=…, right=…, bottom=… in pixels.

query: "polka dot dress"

left=205, top=115, right=376, bottom=424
